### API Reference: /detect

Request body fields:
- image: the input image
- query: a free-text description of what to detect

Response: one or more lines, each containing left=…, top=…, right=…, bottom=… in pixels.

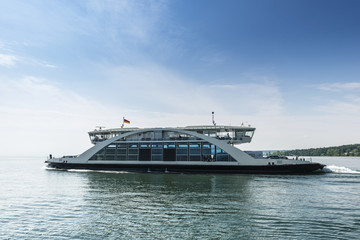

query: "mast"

left=212, top=112, right=216, bottom=126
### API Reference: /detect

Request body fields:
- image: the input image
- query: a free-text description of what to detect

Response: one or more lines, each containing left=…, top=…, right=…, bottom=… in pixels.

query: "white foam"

left=67, top=169, right=130, bottom=174
left=323, top=165, right=360, bottom=174
left=67, top=169, right=95, bottom=173
left=42, top=166, right=66, bottom=171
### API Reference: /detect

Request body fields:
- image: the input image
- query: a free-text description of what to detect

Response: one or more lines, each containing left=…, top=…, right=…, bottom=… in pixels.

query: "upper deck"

left=88, top=125, right=256, bottom=145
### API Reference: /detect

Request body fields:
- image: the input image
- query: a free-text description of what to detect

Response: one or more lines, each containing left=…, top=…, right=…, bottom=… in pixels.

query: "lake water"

left=0, top=157, right=359, bottom=239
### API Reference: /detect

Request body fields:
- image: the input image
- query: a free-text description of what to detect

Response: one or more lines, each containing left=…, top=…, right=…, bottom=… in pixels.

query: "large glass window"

left=128, top=149, right=138, bottom=154
left=152, top=155, right=162, bottom=161
left=106, top=148, right=116, bottom=154
left=189, top=142, right=201, bottom=155
left=117, top=155, right=126, bottom=160
left=97, top=149, right=105, bottom=155
left=117, top=143, right=127, bottom=148
left=140, top=143, right=150, bottom=148
left=245, top=131, right=254, bottom=138
left=164, top=142, right=175, bottom=148
left=177, top=155, right=188, bottom=161
left=151, top=143, right=163, bottom=148
left=105, top=155, right=116, bottom=160
left=189, top=156, right=201, bottom=161
left=216, top=148, right=226, bottom=154
left=117, top=149, right=126, bottom=155
left=177, top=143, right=188, bottom=148
left=189, top=149, right=200, bottom=154
left=177, top=149, right=188, bottom=154
left=189, top=142, right=201, bottom=148
left=152, top=149, right=162, bottom=154
left=128, top=155, right=138, bottom=160
left=202, top=143, right=211, bottom=155
left=217, top=154, right=229, bottom=162
left=89, top=137, right=236, bottom=162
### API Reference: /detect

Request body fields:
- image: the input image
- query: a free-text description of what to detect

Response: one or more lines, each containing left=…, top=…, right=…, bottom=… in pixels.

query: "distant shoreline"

left=269, top=144, right=360, bottom=157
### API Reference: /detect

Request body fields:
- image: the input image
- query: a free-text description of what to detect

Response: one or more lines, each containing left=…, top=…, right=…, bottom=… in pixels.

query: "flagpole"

left=121, top=117, right=124, bottom=128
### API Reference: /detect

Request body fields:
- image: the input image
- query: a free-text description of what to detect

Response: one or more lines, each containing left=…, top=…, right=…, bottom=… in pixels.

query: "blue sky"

left=0, top=0, right=359, bottom=156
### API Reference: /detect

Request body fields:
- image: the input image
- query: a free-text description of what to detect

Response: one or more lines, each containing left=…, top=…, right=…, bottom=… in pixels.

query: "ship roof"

left=88, top=125, right=255, bottom=135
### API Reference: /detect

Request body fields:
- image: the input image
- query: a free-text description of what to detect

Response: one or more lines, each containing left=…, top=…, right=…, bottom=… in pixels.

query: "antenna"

left=95, top=126, right=105, bottom=131
left=212, top=112, right=216, bottom=126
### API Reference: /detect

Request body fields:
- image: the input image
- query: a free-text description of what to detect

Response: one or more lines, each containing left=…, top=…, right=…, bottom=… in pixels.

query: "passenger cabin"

left=86, top=125, right=255, bottom=163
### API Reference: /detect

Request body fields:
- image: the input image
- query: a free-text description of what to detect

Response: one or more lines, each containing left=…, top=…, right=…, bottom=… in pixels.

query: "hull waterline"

left=47, top=162, right=325, bottom=174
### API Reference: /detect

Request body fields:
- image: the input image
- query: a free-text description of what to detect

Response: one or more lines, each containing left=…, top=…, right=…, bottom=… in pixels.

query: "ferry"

left=46, top=118, right=325, bottom=174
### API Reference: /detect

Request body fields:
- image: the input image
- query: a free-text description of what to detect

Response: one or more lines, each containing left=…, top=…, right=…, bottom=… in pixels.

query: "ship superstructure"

left=46, top=124, right=325, bottom=174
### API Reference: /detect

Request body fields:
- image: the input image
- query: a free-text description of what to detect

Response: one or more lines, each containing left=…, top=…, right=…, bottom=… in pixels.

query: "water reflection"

left=76, top=172, right=256, bottom=239
left=41, top=162, right=360, bottom=239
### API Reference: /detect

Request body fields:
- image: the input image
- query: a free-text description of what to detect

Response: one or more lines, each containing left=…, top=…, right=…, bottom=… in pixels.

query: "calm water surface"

left=0, top=157, right=359, bottom=239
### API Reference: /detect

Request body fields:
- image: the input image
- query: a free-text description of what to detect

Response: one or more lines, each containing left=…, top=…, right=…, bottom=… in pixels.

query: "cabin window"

left=139, top=149, right=151, bottom=161
left=217, top=154, right=229, bottom=162
left=128, top=155, right=138, bottom=160
left=128, top=149, right=138, bottom=154
left=177, top=155, right=188, bottom=161
left=245, top=131, right=254, bottom=138
left=97, top=149, right=105, bottom=155
left=163, top=149, right=176, bottom=161
left=189, top=156, right=201, bottom=161
left=117, top=155, right=126, bottom=160
left=189, top=149, right=200, bottom=155
left=106, top=148, right=116, bottom=154
left=164, top=142, right=175, bottom=148
left=202, top=144, right=211, bottom=155
left=105, top=155, right=116, bottom=160
left=117, top=149, right=126, bottom=154
left=177, top=143, right=188, bottom=148
left=177, top=149, right=188, bottom=154
left=151, top=143, right=163, bottom=148
left=189, top=143, right=201, bottom=148
left=152, top=149, right=162, bottom=154
left=152, top=155, right=162, bottom=161
left=140, top=143, right=151, bottom=148
left=189, top=142, right=201, bottom=155
left=216, top=148, right=226, bottom=154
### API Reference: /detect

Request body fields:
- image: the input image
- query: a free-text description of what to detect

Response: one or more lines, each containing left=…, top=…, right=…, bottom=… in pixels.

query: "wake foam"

left=323, top=165, right=360, bottom=174
left=67, top=169, right=130, bottom=174
left=43, top=166, right=130, bottom=174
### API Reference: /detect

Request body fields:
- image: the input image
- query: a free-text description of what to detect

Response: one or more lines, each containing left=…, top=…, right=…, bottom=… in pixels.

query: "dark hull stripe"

left=47, top=162, right=325, bottom=174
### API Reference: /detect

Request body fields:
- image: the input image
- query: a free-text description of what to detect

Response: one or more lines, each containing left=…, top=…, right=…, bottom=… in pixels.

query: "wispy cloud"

left=315, top=81, right=360, bottom=115
left=85, top=0, right=168, bottom=42
left=0, top=53, right=17, bottom=67
left=103, top=64, right=284, bottom=118
left=318, top=82, right=360, bottom=92
left=316, top=100, right=360, bottom=115
left=0, top=52, right=56, bottom=68
left=200, top=54, right=226, bottom=66
left=0, top=76, right=119, bottom=156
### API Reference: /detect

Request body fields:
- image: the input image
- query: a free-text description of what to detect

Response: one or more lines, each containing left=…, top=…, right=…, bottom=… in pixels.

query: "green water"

left=0, top=157, right=359, bottom=239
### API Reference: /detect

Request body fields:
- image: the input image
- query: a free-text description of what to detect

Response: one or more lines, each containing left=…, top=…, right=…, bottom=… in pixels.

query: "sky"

left=0, top=0, right=359, bottom=156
